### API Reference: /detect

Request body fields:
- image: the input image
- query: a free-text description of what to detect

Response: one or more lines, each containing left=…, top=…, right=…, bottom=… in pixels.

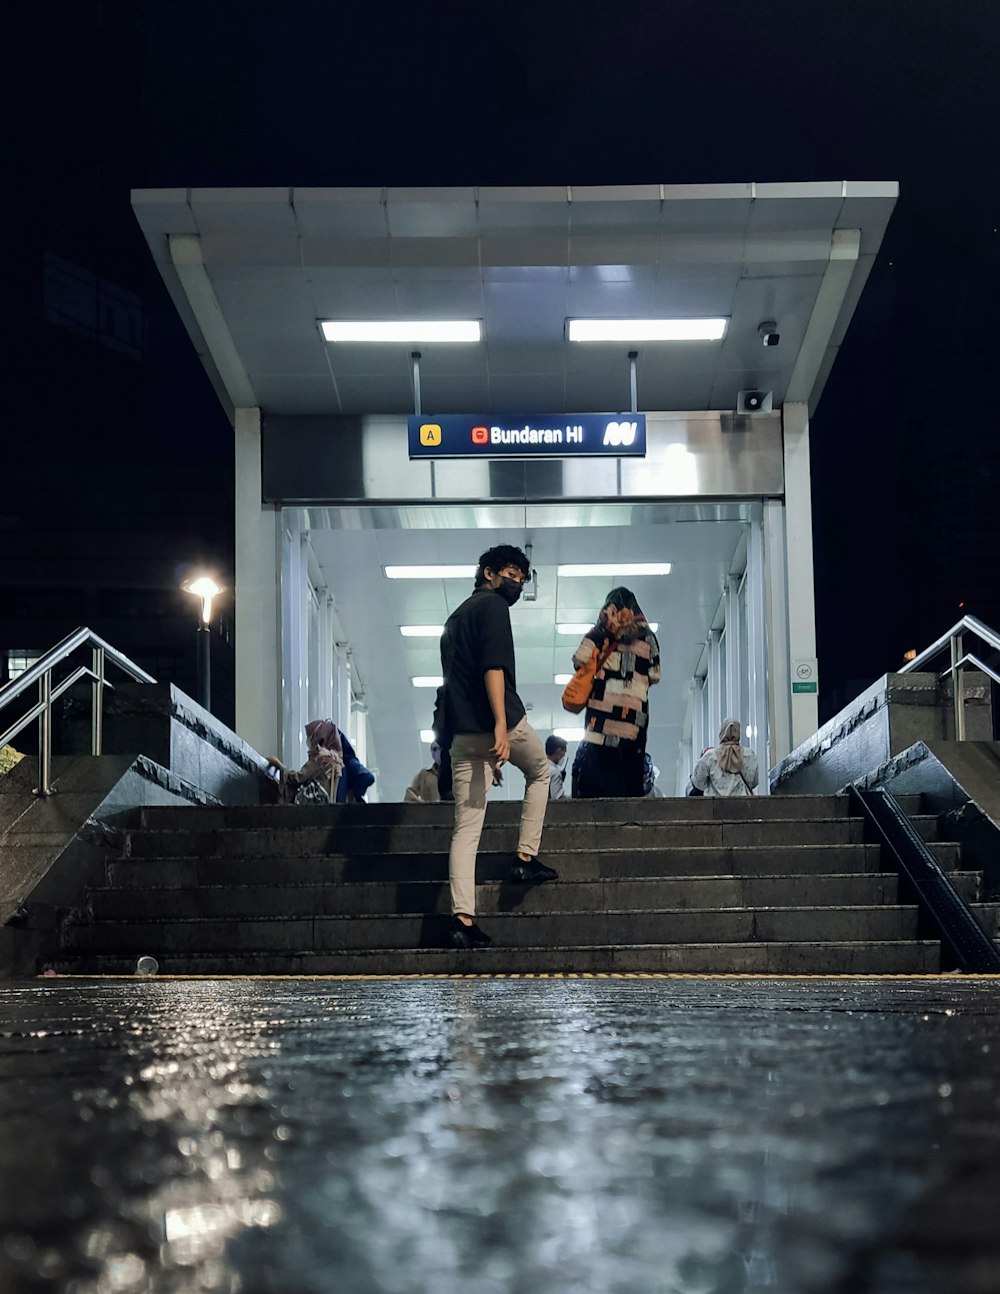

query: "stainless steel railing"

left=0, top=628, right=156, bottom=797
left=899, top=615, right=1000, bottom=741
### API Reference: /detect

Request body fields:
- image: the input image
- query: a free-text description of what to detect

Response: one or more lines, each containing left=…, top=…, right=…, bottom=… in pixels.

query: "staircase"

left=51, top=794, right=1000, bottom=975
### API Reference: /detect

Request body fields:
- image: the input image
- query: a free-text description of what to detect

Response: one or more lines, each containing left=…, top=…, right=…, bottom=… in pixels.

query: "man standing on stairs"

left=439, top=544, right=556, bottom=950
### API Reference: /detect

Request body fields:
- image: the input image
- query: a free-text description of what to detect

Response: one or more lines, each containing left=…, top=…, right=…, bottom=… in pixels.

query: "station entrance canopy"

left=131, top=182, right=898, bottom=783
left=131, top=181, right=897, bottom=421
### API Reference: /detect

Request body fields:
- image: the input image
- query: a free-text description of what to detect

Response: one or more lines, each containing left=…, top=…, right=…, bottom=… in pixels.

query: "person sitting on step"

left=690, top=719, right=759, bottom=797
left=268, top=719, right=374, bottom=804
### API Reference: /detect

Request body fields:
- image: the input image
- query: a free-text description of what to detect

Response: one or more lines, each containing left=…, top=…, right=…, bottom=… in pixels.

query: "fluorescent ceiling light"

left=399, top=625, right=445, bottom=637
left=568, top=318, right=728, bottom=342
left=411, top=676, right=444, bottom=688
left=321, top=320, right=481, bottom=343
left=554, top=674, right=574, bottom=685
left=420, top=729, right=436, bottom=743
left=557, top=563, right=671, bottom=577
left=557, top=621, right=658, bottom=634
left=552, top=728, right=586, bottom=742
left=385, top=566, right=476, bottom=580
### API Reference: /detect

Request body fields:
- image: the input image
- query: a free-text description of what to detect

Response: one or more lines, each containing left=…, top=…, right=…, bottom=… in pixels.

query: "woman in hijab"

left=570, top=586, right=661, bottom=798
left=691, top=718, right=759, bottom=797
left=268, top=719, right=374, bottom=804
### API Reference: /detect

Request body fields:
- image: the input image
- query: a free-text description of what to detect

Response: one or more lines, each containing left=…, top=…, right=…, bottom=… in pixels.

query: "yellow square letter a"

left=419, top=423, right=442, bottom=447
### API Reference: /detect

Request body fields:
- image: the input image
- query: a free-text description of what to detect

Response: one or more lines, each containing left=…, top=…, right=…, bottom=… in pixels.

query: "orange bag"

left=561, top=640, right=613, bottom=714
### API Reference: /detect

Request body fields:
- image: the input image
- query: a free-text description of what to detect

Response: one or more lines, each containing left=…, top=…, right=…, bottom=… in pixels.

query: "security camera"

left=737, top=390, right=773, bottom=415
left=758, top=321, right=779, bottom=347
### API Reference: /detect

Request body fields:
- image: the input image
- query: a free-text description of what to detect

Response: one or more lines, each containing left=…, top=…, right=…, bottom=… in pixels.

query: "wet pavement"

left=2, top=977, right=1000, bottom=1294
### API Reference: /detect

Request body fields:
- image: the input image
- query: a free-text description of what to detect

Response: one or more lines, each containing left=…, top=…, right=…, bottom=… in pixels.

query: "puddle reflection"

left=0, top=979, right=999, bottom=1293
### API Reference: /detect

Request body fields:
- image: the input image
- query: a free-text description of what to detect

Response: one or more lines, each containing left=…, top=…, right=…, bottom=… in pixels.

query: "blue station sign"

left=407, top=413, right=647, bottom=460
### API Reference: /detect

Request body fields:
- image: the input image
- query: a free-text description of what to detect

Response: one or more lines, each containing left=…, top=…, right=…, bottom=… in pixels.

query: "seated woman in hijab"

left=570, top=587, right=661, bottom=799
left=268, top=719, right=374, bottom=804
left=691, top=718, right=759, bottom=797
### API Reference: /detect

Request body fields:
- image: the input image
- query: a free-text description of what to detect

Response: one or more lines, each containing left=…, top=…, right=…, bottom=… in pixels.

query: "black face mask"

left=496, top=576, right=522, bottom=606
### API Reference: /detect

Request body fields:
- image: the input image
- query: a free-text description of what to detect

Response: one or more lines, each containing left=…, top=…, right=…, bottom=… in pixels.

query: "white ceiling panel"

left=190, top=188, right=297, bottom=235
left=247, top=377, right=336, bottom=411
left=292, top=188, right=385, bottom=236
left=486, top=375, right=568, bottom=411
left=200, top=233, right=301, bottom=267
left=334, top=375, right=413, bottom=410
left=241, top=338, right=330, bottom=378
left=310, top=278, right=401, bottom=315
left=298, top=238, right=393, bottom=269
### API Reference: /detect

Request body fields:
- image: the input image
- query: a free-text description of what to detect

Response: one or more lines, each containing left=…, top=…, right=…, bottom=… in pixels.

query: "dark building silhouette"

left=3, top=2, right=235, bottom=724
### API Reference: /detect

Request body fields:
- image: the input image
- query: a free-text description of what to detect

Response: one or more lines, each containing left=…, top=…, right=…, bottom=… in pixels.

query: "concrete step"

left=102, top=841, right=964, bottom=889
left=86, top=873, right=984, bottom=922
left=47, top=939, right=942, bottom=976
left=121, top=815, right=949, bottom=859
left=51, top=793, right=966, bottom=977
left=134, top=793, right=924, bottom=831
left=62, top=905, right=923, bottom=955
left=117, top=819, right=867, bottom=859
left=971, top=902, right=1000, bottom=937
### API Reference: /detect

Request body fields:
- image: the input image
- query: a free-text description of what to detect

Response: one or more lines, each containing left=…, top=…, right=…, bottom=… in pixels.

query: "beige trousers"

left=448, top=717, right=550, bottom=915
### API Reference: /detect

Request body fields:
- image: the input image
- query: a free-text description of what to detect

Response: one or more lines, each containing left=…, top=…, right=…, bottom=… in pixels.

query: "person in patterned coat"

left=570, top=587, right=661, bottom=798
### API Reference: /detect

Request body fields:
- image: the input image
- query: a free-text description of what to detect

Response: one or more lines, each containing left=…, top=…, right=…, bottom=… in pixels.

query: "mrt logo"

left=471, top=425, right=489, bottom=445
left=419, top=424, right=442, bottom=447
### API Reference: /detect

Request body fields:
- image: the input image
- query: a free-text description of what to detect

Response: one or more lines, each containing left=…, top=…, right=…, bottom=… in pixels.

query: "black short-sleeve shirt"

left=439, top=586, right=525, bottom=735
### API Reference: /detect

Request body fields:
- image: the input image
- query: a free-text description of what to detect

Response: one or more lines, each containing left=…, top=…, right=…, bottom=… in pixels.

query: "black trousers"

left=572, top=740, right=645, bottom=798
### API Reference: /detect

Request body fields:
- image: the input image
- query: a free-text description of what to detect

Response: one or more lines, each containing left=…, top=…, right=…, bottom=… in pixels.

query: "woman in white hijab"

left=691, top=718, right=759, bottom=797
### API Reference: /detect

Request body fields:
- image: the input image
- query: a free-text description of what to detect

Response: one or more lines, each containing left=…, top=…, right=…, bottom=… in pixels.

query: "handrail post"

left=951, top=631, right=966, bottom=740
left=91, top=645, right=105, bottom=756
left=37, top=671, right=53, bottom=797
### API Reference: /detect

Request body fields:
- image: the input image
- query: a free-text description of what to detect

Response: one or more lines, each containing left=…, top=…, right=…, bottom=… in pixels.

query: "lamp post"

left=182, top=576, right=224, bottom=712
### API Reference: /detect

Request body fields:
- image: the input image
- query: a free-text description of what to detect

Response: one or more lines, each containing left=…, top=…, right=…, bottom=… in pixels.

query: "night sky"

left=7, top=0, right=1000, bottom=721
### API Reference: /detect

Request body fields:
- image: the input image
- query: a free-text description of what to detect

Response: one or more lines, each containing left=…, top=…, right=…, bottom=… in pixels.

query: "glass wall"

left=679, top=505, right=769, bottom=794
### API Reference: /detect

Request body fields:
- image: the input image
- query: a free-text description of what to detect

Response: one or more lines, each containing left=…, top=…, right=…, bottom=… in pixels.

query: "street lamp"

left=182, top=575, right=224, bottom=712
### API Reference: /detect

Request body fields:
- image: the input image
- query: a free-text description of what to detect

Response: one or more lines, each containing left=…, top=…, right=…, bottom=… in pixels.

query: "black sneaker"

left=508, top=856, right=559, bottom=884
left=449, top=916, right=493, bottom=950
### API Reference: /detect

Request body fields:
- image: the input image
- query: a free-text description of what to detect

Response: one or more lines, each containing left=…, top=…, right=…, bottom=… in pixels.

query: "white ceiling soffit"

left=131, top=182, right=898, bottom=422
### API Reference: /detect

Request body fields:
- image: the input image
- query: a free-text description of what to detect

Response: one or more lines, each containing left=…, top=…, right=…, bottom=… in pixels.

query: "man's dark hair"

left=475, top=544, right=530, bottom=588
left=545, top=735, right=567, bottom=758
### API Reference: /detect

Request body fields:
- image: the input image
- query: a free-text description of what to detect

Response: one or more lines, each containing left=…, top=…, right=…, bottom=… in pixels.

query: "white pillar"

left=725, top=577, right=741, bottom=720
left=235, top=407, right=279, bottom=756
left=745, top=510, right=770, bottom=789
left=763, top=500, right=792, bottom=764
left=707, top=629, right=723, bottom=740
left=280, top=527, right=311, bottom=766
left=782, top=402, right=819, bottom=747
left=317, top=593, right=335, bottom=723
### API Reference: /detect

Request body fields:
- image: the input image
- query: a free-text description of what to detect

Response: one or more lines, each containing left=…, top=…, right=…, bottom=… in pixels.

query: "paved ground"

left=2, top=976, right=1000, bottom=1293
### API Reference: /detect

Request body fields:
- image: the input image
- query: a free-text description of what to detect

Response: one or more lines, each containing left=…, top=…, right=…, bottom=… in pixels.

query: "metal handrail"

left=899, top=615, right=1000, bottom=674
left=898, top=615, right=1000, bottom=742
left=0, top=627, right=156, bottom=797
left=848, top=786, right=1000, bottom=972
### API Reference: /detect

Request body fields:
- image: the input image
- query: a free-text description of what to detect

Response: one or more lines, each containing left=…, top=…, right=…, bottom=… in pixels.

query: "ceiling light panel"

left=321, top=321, right=481, bottom=343
left=411, top=676, right=444, bottom=688
left=567, top=318, right=728, bottom=342
left=399, top=625, right=445, bottom=636
left=557, top=563, right=672, bottom=577
left=385, top=566, right=477, bottom=580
